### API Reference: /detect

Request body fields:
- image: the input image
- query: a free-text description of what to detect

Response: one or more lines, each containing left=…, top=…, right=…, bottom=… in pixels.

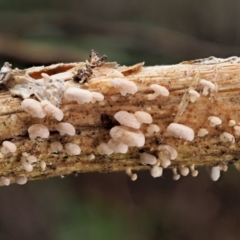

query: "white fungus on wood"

left=64, top=87, right=92, bottom=104
left=50, top=141, right=63, bottom=152
left=21, top=99, right=46, bottom=118
left=97, top=143, right=113, bottom=155
left=56, top=122, right=76, bottom=136
left=15, top=176, right=27, bottom=185
left=2, top=141, right=17, bottom=154
left=110, top=126, right=145, bottom=147
left=134, top=111, right=153, bottom=124
left=158, top=145, right=178, bottom=160
left=208, top=116, right=222, bottom=127
left=229, top=120, right=236, bottom=127
left=159, top=158, right=171, bottom=168
left=219, top=132, right=235, bottom=143
left=146, top=124, right=160, bottom=134
left=111, top=78, right=138, bottom=96
left=210, top=166, right=220, bottom=181
left=41, top=100, right=64, bottom=121
left=197, top=128, right=208, bottom=137
left=190, top=165, right=198, bottom=177
left=107, top=139, right=128, bottom=154
left=139, top=152, right=157, bottom=165
left=233, top=126, right=240, bottom=136
left=172, top=168, right=180, bottom=180
left=199, top=79, right=216, bottom=96
left=179, top=165, right=189, bottom=176
left=126, top=168, right=137, bottom=181
left=106, top=70, right=124, bottom=78
left=114, top=111, right=141, bottom=129
left=148, top=84, right=169, bottom=100
left=188, top=90, right=200, bottom=103
left=150, top=165, right=163, bottom=178
left=40, top=161, right=46, bottom=171
left=65, top=143, right=81, bottom=155
left=91, top=92, right=104, bottom=103
left=0, top=177, right=10, bottom=186
left=166, top=123, right=194, bottom=141
left=28, top=124, right=50, bottom=140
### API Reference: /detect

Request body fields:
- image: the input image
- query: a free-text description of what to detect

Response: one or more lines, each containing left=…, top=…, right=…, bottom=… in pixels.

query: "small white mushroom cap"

left=41, top=100, right=64, bottom=121
left=229, top=120, right=236, bottom=127
left=233, top=126, right=240, bottom=136
left=134, top=111, right=153, bottom=124
left=140, top=152, right=157, bottom=165
left=190, top=165, right=198, bottom=177
left=2, top=141, right=17, bottom=153
left=21, top=99, right=46, bottom=118
left=199, top=79, right=216, bottom=96
left=172, top=168, right=180, bottom=180
left=0, top=177, right=10, bottom=186
left=160, top=158, right=171, bottom=168
left=107, top=139, right=128, bottom=154
left=148, top=84, right=169, bottom=100
left=114, top=111, right=141, bottom=129
left=50, top=141, right=63, bottom=152
left=56, top=122, right=76, bottom=136
left=21, top=160, right=33, bottom=172
left=15, top=176, right=27, bottom=185
left=97, top=142, right=113, bottom=155
left=111, top=78, right=138, bottom=96
left=91, top=92, right=104, bottom=103
left=147, top=124, right=160, bottom=134
left=64, top=87, right=92, bottom=104
left=166, top=123, right=194, bottom=141
left=106, top=70, right=124, bottom=78
left=208, top=116, right=222, bottom=127
left=65, top=143, right=81, bottom=155
left=28, top=124, right=50, bottom=139
left=197, top=128, right=208, bottom=137
left=150, top=166, right=163, bottom=178
left=158, top=145, right=178, bottom=160
left=179, top=166, right=189, bottom=176
left=26, top=155, right=37, bottom=164
left=219, top=132, right=235, bottom=143
left=126, top=168, right=137, bottom=181
left=40, top=161, right=46, bottom=171
left=110, top=126, right=145, bottom=147
left=188, top=90, right=200, bottom=103
left=210, top=166, right=220, bottom=181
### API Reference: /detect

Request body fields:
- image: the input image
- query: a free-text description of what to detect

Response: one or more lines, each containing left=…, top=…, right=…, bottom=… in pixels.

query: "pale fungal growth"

left=210, top=166, right=220, bottom=181
left=208, top=116, right=222, bottom=127
left=197, top=128, right=208, bottom=137
left=158, top=145, right=178, bottom=160
left=190, top=165, right=198, bottom=177
left=91, top=92, right=104, bottom=103
left=87, top=154, right=95, bottom=161
left=150, top=165, right=163, bottom=178
left=65, top=143, right=81, bottom=156
left=64, top=87, right=92, bottom=104
left=26, top=155, right=37, bottom=164
left=1, top=141, right=17, bottom=154
left=21, top=159, right=33, bottom=172
left=159, top=158, right=171, bottom=168
left=106, top=70, right=124, bottom=78
left=21, top=99, right=46, bottom=118
left=126, top=168, right=137, bottom=181
left=15, top=176, right=27, bottom=185
left=40, top=161, right=46, bottom=171
left=139, top=152, right=157, bottom=165
left=172, top=168, right=180, bottom=180
left=147, top=124, right=160, bottom=134
left=179, top=165, right=189, bottom=176
left=97, top=143, right=113, bottom=155
left=0, top=152, right=3, bottom=158
left=229, top=120, right=236, bottom=127
left=107, top=139, right=128, bottom=154
left=199, top=79, right=216, bottom=96
left=56, top=122, right=76, bottom=136
left=148, top=84, right=169, bottom=100
left=219, top=132, right=235, bottom=143
left=28, top=124, right=50, bottom=139
left=111, top=78, right=138, bottom=96
left=50, top=141, right=63, bottom=153
left=0, top=177, right=10, bottom=186
left=134, top=111, right=153, bottom=124
left=110, top=126, right=145, bottom=147
left=166, top=123, right=194, bottom=141
left=41, top=100, right=64, bottom=121
left=188, top=89, right=200, bottom=103
left=219, top=164, right=228, bottom=172
left=233, top=126, right=240, bottom=136
left=114, top=111, right=141, bottom=129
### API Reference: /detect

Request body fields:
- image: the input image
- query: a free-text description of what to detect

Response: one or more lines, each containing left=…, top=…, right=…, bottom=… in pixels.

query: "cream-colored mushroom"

left=56, top=122, right=75, bottom=136
left=28, top=124, right=50, bottom=140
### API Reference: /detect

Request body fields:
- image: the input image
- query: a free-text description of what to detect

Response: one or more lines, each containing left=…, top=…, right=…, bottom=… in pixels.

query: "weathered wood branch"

left=0, top=56, right=240, bottom=185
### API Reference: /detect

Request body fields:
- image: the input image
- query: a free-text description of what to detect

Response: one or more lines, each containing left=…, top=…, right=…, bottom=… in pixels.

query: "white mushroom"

left=197, top=128, right=208, bottom=137
left=28, top=124, right=49, bottom=139
left=233, top=126, right=240, bottom=136
left=199, top=79, right=216, bottom=96
left=15, top=176, right=27, bottom=185
left=64, top=87, right=92, bottom=104
left=41, top=100, right=64, bottom=121
left=219, top=132, right=235, bottom=143
left=150, top=166, right=163, bottom=178
left=40, top=161, right=46, bottom=171
left=114, top=111, right=141, bottom=129
left=210, top=166, right=220, bottom=181
left=179, top=165, right=189, bottom=176
left=139, top=152, right=157, bottom=165
left=1, top=141, right=17, bottom=154
left=148, top=84, right=169, bottom=100
left=56, top=122, right=75, bottom=136
left=21, top=99, right=46, bottom=118
left=50, top=141, right=63, bottom=152
left=65, top=143, right=81, bottom=155
left=172, top=168, right=180, bottom=180
left=110, top=126, right=145, bottom=147
left=188, top=90, right=200, bottom=103
left=159, top=158, right=171, bottom=168
left=97, top=143, right=113, bottom=155
left=91, top=92, right=104, bottom=103
left=190, top=165, right=198, bottom=177
left=158, top=145, right=178, bottom=160
left=134, top=111, right=153, bottom=124
left=0, top=177, right=10, bottom=186
left=166, top=123, right=194, bottom=141
left=126, top=168, right=137, bottom=181
left=229, top=120, right=236, bottom=127
left=21, top=159, right=33, bottom=172
left=147, top=124, right=160, bottom=134
left=208, top=116, right=222, bottom=127
left=107, top=139, right=128, bottom=154
left=111, top=78, right=138, bottom=96
left=106, top=70, right=124, bottom=78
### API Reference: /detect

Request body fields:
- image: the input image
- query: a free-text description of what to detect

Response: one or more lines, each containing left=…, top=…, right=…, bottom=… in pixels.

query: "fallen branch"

left=0, top=55, right=240, bottom=185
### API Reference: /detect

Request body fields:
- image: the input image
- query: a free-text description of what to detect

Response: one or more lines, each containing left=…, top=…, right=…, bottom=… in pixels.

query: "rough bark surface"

left=0, top=57, right=240, bottom=184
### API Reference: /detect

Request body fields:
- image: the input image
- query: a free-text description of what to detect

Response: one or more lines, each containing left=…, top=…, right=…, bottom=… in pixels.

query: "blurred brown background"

left=1, top=1, right=240, bottom=239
